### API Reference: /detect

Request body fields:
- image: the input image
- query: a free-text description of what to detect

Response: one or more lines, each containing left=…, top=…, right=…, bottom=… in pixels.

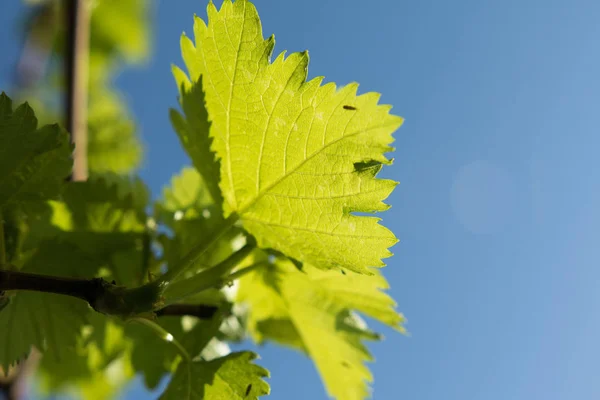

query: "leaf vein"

left=239, top=121, right=397, bottom=214
left=243, top=216, right=390, bottom=240
left=265, top=187, right=389, bottom=201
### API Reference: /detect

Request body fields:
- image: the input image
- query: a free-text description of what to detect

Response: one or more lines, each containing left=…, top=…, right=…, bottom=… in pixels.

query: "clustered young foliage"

left=0, top=1, right=404, bottom=399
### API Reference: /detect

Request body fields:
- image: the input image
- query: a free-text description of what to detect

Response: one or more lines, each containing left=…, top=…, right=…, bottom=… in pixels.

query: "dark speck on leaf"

left=343, top=105, right=357, bottom=110
left=342, top=361, right=351, bottom=368
left=245, top=384, right=252, bottom=396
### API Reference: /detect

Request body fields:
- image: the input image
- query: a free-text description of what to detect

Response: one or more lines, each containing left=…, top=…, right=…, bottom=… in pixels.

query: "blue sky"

left=2, top=0, right=600, bottom=399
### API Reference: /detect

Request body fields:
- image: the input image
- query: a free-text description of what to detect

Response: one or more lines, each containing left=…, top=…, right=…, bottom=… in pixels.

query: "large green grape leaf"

left=237, top=259, right=406, bottom=400
left=177, top=0, right=402, bottom=274
left=160, top=351, right=270, bottom=400
left=0, top=92, right=72, bottom=208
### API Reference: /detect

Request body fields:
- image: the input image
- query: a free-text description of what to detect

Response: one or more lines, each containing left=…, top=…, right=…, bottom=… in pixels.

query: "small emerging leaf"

left=156, top=167, right=242, bottom=272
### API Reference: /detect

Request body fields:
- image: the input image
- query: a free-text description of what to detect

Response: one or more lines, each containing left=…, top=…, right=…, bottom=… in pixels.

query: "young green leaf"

left=170, top=79, right=223, bottom=206
left=158, top=167, right=213, bottom=216
left=237, top=259, right=405, bottom=400
left=176, top=0, right=402, bottom=274
left=0, top=92, right=72, bottom=208
left=160, top=351, right=270, bottom=400
left=156, top=167, right=243, bottom=274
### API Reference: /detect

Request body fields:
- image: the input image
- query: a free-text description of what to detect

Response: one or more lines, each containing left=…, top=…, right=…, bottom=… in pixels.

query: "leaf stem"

left=223, top=262, right=264, bottom=283
left=161, top=238, right=254, bottom=306
left=131, top=317, right=191, bottom=362
left=160, top=213, right=239, bottom=283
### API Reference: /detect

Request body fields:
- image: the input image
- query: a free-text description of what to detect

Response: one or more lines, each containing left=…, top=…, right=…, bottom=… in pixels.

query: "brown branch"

left=65, top=0, right=91, bottom=181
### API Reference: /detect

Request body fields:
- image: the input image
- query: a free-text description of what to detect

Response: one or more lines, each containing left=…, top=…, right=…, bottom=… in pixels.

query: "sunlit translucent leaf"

left=177, top=0, right=402, bottom=274
left=0, top=92, right=72, bottom=208
left=160, top=352, right=270, bottom=400
left=237, top=258, right=405, bottom=400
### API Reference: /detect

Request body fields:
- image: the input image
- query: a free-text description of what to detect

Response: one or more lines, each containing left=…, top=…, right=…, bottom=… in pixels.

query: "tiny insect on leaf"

left=343, top=105, right=357, bottom=110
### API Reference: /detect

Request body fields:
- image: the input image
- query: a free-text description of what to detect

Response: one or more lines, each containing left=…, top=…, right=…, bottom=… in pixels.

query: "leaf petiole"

left=159, top=213, right=239, bottom=284
left=160, top=239, right=255, bottom=306
left=221, top=261, right=265, bottom=285
left=130, top=317, right=191, bottom=362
